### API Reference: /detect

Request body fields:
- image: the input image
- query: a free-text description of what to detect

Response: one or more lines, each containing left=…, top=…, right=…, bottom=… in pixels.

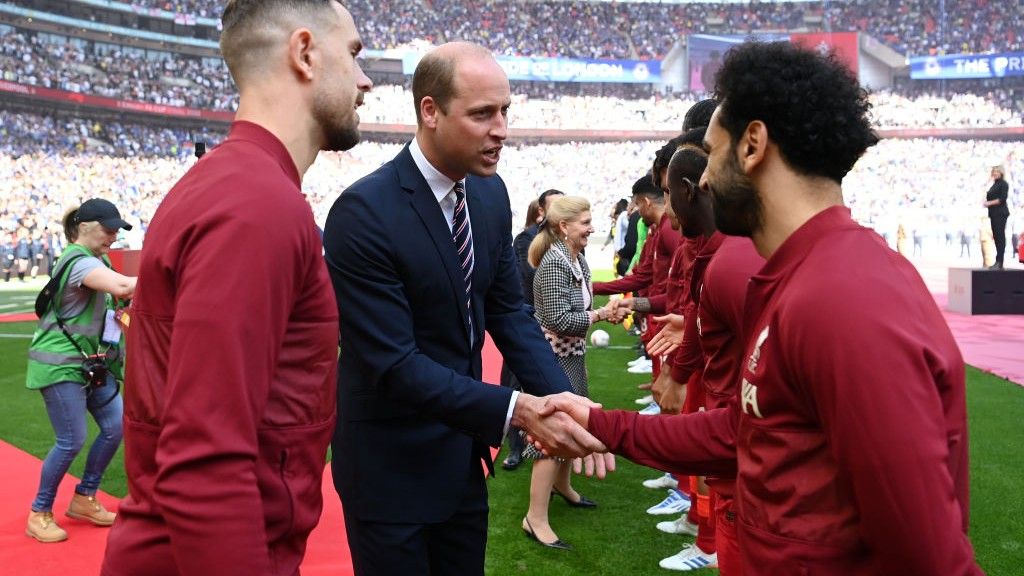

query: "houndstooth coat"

left=533, top=239, right=594, bottom=355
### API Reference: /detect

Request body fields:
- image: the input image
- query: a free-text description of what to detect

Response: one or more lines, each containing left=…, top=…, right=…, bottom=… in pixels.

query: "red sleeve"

left=588, top=406, right=737, bottom=477
left=658, top=217, right=682, bottom=262
left=152, top=196, right=305, bottom=575
left=789, top=270, right=980, bottom=575
left=669, top=305, right=702, bottom=383
left=594, top=246, right=653, bottom=295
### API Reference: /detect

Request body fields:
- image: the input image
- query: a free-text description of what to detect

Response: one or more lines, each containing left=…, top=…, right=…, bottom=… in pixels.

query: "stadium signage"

left=494, top=56, right=660, bottom=83
left=401, top=53, right=660, bottom=83
left=909, top=52, right=1024, bottom=79
left=0, top=79, right=233, bottom=121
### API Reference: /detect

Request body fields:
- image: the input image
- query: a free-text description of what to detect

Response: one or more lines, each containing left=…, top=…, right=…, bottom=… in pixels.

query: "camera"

left=81, top=355, right=109, bottom=389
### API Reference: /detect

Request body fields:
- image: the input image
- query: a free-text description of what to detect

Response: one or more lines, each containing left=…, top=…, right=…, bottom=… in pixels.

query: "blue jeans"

left=31, top=376, right=123, bottom=512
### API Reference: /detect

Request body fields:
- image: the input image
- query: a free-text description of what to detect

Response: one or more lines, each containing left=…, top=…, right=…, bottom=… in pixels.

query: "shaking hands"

left=513, top=392, right=616, bottom=478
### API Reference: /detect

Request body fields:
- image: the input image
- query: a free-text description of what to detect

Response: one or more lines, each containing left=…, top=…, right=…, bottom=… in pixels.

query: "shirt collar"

left=756, top=205, right=854, bottom=280
left=225, top=121, right=301, bottom=188
left=410, top=137, right=464, bottom=203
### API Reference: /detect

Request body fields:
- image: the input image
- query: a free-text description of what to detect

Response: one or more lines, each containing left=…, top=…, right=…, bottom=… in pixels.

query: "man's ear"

left=738, top=120, right=768, bottom=174
left=288, top=28, right=317, bottom=81
left=420, top=96, right=439, bottom=129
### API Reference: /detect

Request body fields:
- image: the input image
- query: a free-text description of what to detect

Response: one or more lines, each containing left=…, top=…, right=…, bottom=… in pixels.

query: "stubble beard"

left=314, top=90, right=361, bottom=152
left=709, top=153, right=762, bottom=237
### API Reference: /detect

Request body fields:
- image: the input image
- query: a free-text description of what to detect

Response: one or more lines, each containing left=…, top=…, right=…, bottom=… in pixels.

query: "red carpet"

left=911, top=262, right=1024, bottom=387
left=0, top=440, right=122, bottom=572
left=933, top=292, right=1024, bottom=386
left=0, top=312, right=38, bottom=323
left=0, top=335, right=505, bottom=575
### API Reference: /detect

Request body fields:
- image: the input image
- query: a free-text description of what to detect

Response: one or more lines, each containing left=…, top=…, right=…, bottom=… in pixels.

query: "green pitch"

left=0, top=285, right=1020, bottom=574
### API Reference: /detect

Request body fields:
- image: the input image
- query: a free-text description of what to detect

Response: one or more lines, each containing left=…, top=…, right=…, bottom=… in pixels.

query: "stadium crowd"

left=3, top=118, right=1021, bottom=267
left=89, top=0, right=1024, bottom=59
left=0, top=109, right=222, bottom=158
left=4, top=22, right=1023, bottom=128
left=0, top=26, right=238, bottom=111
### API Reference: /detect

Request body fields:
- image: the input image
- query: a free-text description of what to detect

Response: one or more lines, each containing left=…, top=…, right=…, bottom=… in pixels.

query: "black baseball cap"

left=76, top=199, right=133, bottom=230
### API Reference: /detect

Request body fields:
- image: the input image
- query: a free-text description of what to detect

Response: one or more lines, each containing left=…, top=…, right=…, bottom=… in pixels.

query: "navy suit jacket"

left=324, top=144, right=571, bottom=524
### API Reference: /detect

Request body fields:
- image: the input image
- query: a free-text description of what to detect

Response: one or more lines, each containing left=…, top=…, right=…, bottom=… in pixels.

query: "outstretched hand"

left=647, top=314, right=685, bottom=356
left=570, top=451, right=616, bottom=479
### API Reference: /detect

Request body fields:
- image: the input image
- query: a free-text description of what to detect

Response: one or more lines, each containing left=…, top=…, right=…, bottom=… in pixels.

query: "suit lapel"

left=397, top=146, right=474, bottom=341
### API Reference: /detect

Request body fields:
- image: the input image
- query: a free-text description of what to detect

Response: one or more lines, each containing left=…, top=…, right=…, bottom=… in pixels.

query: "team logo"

left=747, top=326, right=769, bottom=373
left=696, top=284, right=704, bottom=336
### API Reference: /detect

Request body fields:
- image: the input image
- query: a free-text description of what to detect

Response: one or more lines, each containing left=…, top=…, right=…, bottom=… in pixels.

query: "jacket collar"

left=224, top=121, right=300, bottom=188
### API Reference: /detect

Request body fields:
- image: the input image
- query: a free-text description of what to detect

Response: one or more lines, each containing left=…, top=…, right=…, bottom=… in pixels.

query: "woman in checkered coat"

left=519, top=196, right=618, bottom=550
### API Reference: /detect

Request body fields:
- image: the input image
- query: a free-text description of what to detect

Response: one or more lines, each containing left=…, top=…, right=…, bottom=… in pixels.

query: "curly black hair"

left=713, top=41, right=878, bottom=184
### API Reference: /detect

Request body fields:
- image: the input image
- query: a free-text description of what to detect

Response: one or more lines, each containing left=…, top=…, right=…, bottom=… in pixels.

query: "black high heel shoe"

left=522, top=517, right=572, bottom=550
left=551, top=487, right=598, bottom=508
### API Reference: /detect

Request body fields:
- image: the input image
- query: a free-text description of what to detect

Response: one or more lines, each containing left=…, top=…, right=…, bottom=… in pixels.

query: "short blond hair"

left=528, top=196, right=590, bottom=268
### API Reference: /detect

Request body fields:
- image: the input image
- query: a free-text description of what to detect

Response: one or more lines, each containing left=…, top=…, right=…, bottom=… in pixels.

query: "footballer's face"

left=700, top=108, right=762, bottom=238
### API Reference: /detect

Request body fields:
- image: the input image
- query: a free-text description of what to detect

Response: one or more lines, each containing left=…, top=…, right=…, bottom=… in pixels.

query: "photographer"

left=25, top=198, right=136, bottom=543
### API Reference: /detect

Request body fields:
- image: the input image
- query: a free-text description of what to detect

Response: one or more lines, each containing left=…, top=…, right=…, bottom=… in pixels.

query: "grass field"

left=1, top=282, right=1022, bottom=574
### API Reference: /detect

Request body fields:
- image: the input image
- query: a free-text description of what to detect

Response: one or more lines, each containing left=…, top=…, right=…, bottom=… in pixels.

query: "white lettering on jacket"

left=741, top=378, right=763, bottom=418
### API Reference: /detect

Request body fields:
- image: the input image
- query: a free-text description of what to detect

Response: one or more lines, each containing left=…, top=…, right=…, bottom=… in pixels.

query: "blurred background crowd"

left=39, top=0, right=1023, bottom=59
left=2, top=0, right=1022, bottom=274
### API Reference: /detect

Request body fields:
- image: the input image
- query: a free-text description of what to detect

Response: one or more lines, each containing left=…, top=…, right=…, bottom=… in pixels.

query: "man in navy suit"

left=323, top=42, right=611, bottom=576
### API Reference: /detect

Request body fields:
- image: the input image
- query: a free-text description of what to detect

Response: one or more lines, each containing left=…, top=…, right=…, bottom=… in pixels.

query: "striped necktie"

left=452, top=182, right=474, bottom=332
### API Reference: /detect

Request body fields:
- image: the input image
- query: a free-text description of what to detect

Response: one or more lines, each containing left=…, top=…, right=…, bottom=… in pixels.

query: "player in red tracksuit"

left=595, top=179, right=679, bottom=380
left=693, top=236, right=763, bottom=574
left=648, top=143, right=766, bottom=572
left=541, top=42, right=982, bottom=575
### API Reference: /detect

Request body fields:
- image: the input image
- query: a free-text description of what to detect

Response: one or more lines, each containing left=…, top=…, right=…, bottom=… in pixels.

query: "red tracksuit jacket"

left=589, top=207, right=982, bottom=575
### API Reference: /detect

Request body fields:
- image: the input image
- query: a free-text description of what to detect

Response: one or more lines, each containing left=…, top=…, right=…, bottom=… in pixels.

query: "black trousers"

left=344, top=462, right=488, bottom=576
left=991, top=215, right=1008, bottom=265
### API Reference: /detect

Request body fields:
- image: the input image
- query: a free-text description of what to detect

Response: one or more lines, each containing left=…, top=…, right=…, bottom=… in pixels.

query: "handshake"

left=594, top=297, right=640, bottom=325
left=513, top=392, right=616, bottom=478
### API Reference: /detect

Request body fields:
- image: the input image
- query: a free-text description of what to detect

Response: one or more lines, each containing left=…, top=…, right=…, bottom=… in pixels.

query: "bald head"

left=220, top=0, right=345, bottom=89
left=412, top=42, right=499, bottom=125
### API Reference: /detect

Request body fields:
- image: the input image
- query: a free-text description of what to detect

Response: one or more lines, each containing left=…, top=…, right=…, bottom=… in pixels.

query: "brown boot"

left=26, top=511, right=69, bottom=543
left=65, top=493, right=116, bottom=526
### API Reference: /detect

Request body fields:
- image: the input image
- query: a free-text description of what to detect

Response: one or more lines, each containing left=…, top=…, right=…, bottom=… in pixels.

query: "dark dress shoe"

left=522, top=517, right=572, bottom=550
left=501, top=453, right=521, bottom=471
left=551, top=487, right=598, bottom=508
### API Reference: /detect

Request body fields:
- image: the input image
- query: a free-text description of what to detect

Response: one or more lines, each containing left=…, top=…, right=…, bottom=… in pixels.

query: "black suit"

left=323, top=144, right=571, bottom=575
left=987, top=177, right=1010, bottom=265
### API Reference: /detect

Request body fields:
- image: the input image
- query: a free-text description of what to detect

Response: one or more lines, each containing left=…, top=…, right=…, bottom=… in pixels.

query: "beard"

left=680, top=219, right=702, bottom=238
left=314, top=90, right=361, bottom=152
left=708, top=152, right=762, bottom=237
